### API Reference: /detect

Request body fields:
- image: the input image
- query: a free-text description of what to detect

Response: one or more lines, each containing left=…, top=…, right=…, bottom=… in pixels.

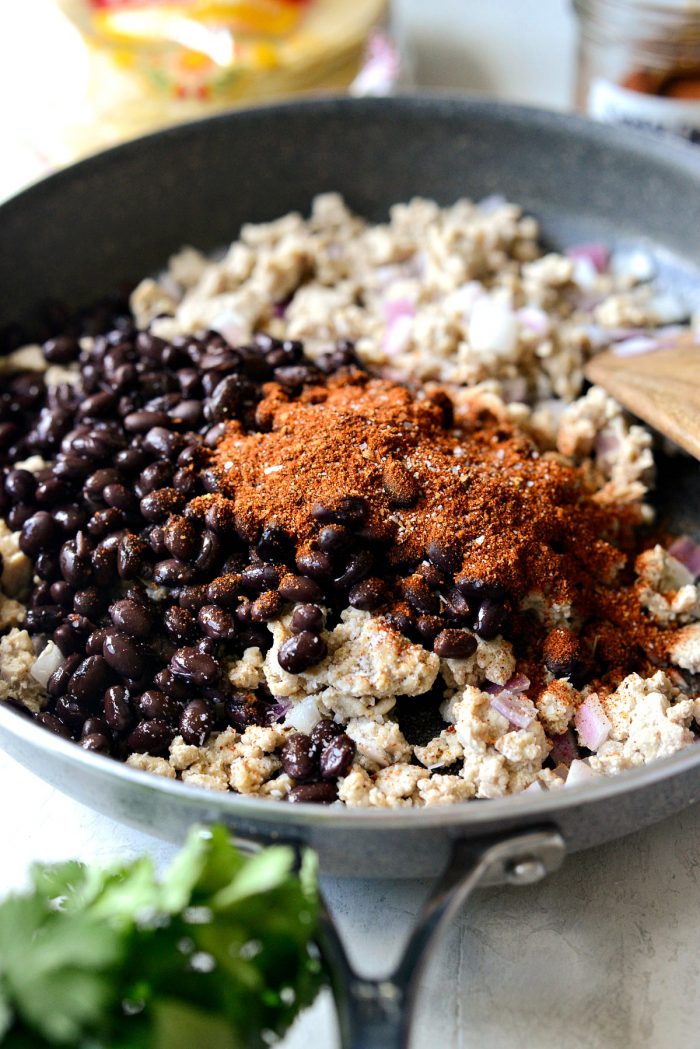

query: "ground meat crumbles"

left=1, top=192, right=700, bottom=807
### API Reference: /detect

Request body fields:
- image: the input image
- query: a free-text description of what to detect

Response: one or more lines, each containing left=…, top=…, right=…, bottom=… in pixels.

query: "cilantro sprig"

left=0, top=826, right=323, bottom=1048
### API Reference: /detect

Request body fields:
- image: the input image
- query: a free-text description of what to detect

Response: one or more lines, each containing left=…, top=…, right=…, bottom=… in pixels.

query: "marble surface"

left=2, top=2, right=699, bottom=1047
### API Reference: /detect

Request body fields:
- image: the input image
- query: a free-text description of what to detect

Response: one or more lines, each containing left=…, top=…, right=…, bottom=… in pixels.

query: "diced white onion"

left=565, top=759, right=599, bottom=787
left=283, top=696, right=322, bottom=734
left=30, top=641, right=64, bottom=688
left=468, top=297, right=518, bottom=358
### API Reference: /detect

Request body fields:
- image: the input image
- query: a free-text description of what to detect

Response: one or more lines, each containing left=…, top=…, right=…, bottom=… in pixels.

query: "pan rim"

left=2, top=700, right=699, bottom=830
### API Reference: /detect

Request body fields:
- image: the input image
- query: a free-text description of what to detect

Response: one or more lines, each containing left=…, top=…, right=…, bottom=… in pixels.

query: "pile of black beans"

left=0, top=305, right=515, bottom=800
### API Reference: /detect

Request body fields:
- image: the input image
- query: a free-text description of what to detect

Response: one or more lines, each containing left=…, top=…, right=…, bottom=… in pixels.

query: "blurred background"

left=0, top=0, right=575, bottom=200
left=2, top=0, right=700, bottom=203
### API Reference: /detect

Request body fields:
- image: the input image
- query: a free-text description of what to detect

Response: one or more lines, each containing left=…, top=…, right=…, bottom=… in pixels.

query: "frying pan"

left=1, top=96, right=700, bottom=1048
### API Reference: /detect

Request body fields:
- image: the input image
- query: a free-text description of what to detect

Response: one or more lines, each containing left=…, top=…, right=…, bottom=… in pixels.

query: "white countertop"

left=2, top=2, right=699, bottom=1047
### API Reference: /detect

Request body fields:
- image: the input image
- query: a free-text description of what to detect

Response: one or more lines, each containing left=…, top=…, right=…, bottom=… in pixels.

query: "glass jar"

left=573, top=0, right=700, bottom=142
left=54, top=0, right=393, bottom=158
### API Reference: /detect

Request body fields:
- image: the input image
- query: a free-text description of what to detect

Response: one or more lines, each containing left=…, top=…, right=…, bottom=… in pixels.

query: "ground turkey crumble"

left=1, top=194, right=700, bottom=807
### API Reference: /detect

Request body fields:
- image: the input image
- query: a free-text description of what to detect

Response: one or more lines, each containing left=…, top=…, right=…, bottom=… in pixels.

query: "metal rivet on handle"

left=506, top=857, right=548, bottom=885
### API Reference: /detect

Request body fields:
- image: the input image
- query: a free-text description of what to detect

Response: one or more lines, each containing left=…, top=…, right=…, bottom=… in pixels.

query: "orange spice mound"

left=202, top=370, right=628, bottom=600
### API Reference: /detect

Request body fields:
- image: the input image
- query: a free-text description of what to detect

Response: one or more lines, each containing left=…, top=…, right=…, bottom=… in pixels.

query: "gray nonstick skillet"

left=1, top=96, right=700, bottom=1048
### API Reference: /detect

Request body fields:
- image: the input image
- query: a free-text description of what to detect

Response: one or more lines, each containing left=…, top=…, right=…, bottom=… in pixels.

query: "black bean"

left=281, top=733, right=318, bottom=781
left=47, top=653, right=81, bottom=697
left=170, top=646, right=220, bottom=686
left=85, top=627, right=110, bottom=656
left=34, top=552, right=60, bottom=582
left=5, top=468, right=36, bottom=503
left=278, top=574, right=323, bottom=604
left=103, top=631, right=145, bottom=678
left=416, top=615, right=444, bottom=644
left=36, top=712, right=73, bottom=740
left=278, top=631, right=327, bottom=673
left=80, top=733, right=111, bottom=754
left=197, top=605, right=236, bottom=640
left=143, top=427, right=183, bottom=460
left=319, top=734, right=356, bottom=779
left=311, top=496, right=368, bottom=527
left=193, top=531, right=221, bottom=574
left=103, top=685, right=133, bottom=732
left=43, top=335, right=80, bottom=364
left=433, top=629, right=478, bottom=659
left=54, top=696, right=87, bottom=729
left=224, top=693, right=268, bottom=729
left=59, top=538, right=92, bottom=587
left=117, top=534, right=150, bottom=578
left=20, top=512, right=56, bottom=555
left=178, top=584, right=210, bottom=610
left=137, top=690, right=179, bottom=722
left=249, top=591, right=283, bottom=622
left=205, top=374, right=250, bottom=422
left=79, top=391, right=117, bottom=420
left=161, top=605, right=195, bottom=644
left=295, top=550, right=333, bottom=580
left=137, top=460, right=173, bottom=494
left=473, top=599, right=507, bottom=641
left=317, top=525, right=351, bottom=555
left=91, top=539, right=119, bottom=586
left=203, top=499, right=237, bottom=536
left=82, top=716, right=111, bottom=738
left=287, top=782, right=337, bottom=804
left=102, top=483, right=136, bottom=512
left=425, top=539, right=463, bottom=574
left=109, top=598, right=152, bottom=638
left=290, top=604, right=324, bottom=634
left=127, top=719, right=172, bottom=755
left=50, top=581, right=73, bottom=608
left=25, top=605, right=64, bottom=632
left=310, top=718, right=343, bottom=750
left=160, top=516, right=197, bottom=561
left=456, top=575, right=506, bottom=601
left=334, top=550, right=373, bottom=590
left=124, top=410, right=171, bottom=433
left=54, top=506, right=87, bottom=535
left=402, top=577, right=439, bottom=616
left=348, top=577, right=387, bottom=611
left=153, top=668, right=191, bottom=700
left=241, top=564, right=279, bottom=594
left=7, top=504, right=34, bottom=531
left=140, top=488, right=185, bottom=523
left=179, top=700, right=214, bottom=745
left=256, top=525, right=292, bottom=562
left=443, top=588, right=473, bottom=620
left=87, top=507, right=124, bottom=538
left=73, top=587, right=103, bottom=619
left=67, top=655, right=112, bottom=705
left=206, top=574, right=242, bottom=607
left=153, top=558, right=195, bottom=587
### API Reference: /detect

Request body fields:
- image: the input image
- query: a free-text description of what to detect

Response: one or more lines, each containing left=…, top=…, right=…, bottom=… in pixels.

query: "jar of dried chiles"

left=573, top=0, right=700, bottom=142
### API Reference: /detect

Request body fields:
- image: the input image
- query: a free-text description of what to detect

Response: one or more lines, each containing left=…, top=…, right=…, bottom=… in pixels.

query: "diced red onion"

left=268, top=698, right=292, bottom=723
left=523, top=780, right=544, bottom=794
left=490, top=692, right=537, bottom=729
left=484, top=673, right=530, bottom=697
left=382, top=313, right=413, bottom=357
left=669, top=535, right=700, bottom=579
left=565, top=759, right=599, bottom=787
left=548, top=729, right=579, bottom=768
left=610, top=248, right=655, bottom=283
left=612, top=335, right=662, bottom=358
left=517, top=306, right=550, bottom=337
left=566, top=242, right=609, bottom=274
left=574, top=694, right=611, bottom=751
left=478, top=194, right=508, bottom=213
left=350, top=31, right=400, bottom=97
left=382, top=297, right=416, bottom=324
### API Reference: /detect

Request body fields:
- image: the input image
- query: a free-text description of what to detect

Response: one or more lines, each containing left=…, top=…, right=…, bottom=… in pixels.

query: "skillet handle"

left=316, top=828, right=566, bottom=1049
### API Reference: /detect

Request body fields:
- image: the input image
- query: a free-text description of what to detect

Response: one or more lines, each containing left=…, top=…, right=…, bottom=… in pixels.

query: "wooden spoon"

left=584, top=331, right=700, bottom=458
